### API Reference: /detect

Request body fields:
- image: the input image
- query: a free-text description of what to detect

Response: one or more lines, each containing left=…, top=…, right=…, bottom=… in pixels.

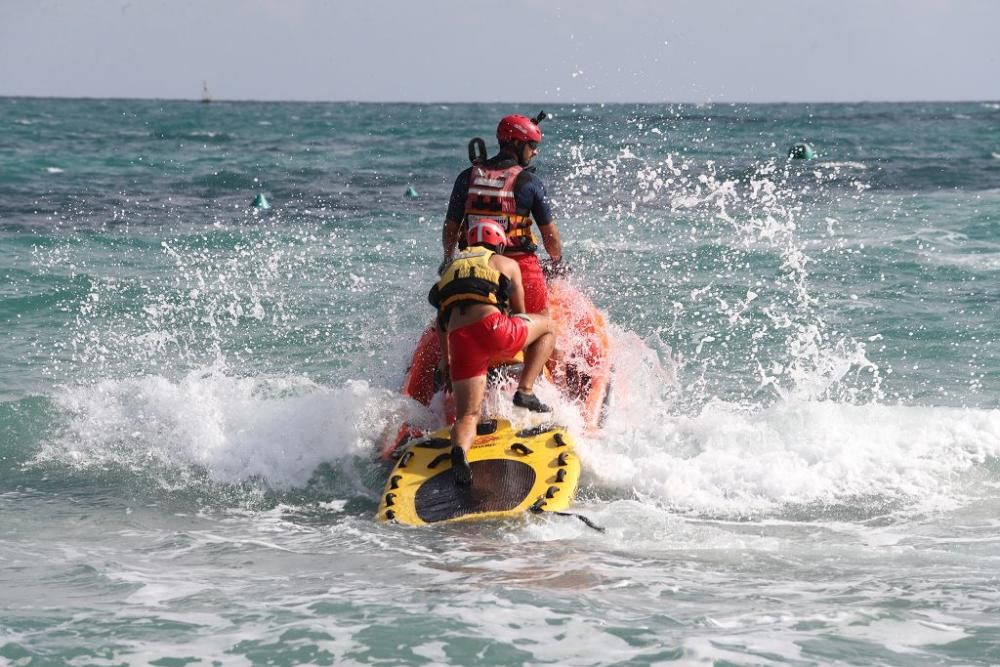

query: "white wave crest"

left=584, top=398, right=1000, bottom=517
left=38, top=364, right=423, bottom=489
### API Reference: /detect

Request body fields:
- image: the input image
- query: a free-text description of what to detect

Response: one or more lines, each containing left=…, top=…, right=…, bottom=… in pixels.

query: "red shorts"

left=448, top=311, right=529, bottom=381
left=510, top=253, right=548, bottom=313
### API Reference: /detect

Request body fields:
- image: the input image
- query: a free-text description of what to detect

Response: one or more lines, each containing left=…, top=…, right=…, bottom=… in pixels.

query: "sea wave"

left=35, top=365, right=425, bottom=491
left=585, top=398, right=1000, bottom=519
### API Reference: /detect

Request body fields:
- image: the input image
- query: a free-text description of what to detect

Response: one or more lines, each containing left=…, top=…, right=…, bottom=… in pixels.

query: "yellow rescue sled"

left=376, top=418, right=581, bottom=527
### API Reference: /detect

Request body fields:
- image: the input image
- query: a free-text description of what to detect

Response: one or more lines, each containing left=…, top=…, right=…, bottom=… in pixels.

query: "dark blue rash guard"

left=445, top=155, right=554, bottom=227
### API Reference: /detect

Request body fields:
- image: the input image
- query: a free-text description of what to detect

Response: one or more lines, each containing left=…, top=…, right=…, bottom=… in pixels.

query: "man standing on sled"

left=429, top=219, right=556, bottom=486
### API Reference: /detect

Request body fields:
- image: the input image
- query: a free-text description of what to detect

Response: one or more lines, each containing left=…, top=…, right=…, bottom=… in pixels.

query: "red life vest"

left=463, top=164, right=536, bottom=253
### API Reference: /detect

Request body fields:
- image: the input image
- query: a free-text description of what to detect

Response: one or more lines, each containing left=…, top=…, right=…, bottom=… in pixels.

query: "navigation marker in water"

left=788, top=142, right=816, bottom=159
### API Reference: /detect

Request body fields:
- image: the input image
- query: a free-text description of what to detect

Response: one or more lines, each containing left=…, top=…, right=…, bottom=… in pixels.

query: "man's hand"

left=433, top=359, right=452, bottom=392
left=541, top=256, right=570, bottom=279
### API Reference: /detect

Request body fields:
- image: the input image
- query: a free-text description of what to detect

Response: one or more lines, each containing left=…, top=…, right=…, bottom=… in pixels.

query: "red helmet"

left=466, top=219, right=508, bottom=251
left=496, top=114, right=542, bottom=145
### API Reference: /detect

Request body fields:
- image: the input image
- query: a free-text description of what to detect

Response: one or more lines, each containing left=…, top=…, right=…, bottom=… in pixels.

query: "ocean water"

left=2, top=97, right=1000, bottom=665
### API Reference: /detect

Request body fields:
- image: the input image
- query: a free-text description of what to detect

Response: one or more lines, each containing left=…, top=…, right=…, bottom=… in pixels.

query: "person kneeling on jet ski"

left=428, top=219, right=556, bottom=487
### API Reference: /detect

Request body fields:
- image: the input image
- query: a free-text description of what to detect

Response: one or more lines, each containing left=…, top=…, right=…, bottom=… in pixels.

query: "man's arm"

left=539, top=222, right=562, bottom=262
left=522, top=172, right=561, bottom=261
left=497, top=256, right=525, bottom=314
left=442, top=219, right=461, bottom=262
left=435, top=324, right=451, bottom=390
left=442, top=169, right=470, bottom=265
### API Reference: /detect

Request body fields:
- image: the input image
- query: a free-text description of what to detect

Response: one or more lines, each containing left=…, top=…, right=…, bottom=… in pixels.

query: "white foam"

left=928, top=251, right=1000, bottom=271
left=817, top=161, right=868, bottom=170
left=39, top=363, right=424, bottom=489
left=839, top=615, right=969, bottom=654
left=585, top=398, right=1000, bottom=517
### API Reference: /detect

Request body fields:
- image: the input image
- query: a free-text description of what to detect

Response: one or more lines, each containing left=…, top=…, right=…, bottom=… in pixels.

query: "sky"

left=2, top=0, right=998, bottom=104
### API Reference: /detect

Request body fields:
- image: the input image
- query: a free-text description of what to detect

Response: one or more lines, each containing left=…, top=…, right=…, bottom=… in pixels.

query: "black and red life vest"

left=462, top=164, right=537, bottom=254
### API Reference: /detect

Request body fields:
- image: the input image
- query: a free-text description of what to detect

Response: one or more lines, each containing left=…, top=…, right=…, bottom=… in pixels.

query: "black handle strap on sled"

left=529, top=499, right=605, bottom=533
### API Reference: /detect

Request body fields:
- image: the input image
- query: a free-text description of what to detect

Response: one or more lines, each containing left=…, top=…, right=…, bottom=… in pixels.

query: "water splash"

left=553, top=117, right=882, bottom=408
left=36, top=363, right=417, bottom=492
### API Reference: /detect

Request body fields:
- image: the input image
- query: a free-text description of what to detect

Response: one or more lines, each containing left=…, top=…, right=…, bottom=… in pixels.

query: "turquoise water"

left=2, top=97, right=1000, bottom=665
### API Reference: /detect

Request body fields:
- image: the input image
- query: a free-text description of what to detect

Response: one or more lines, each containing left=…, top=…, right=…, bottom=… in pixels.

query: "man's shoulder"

left=485, top=155, right=519, bottom=170
left=491, top=253, right=520, bottom=273
left=515, top=167, right=544, bottom=186
left=449, top=167, right=474, bottom=196
left=514, top=169, right=547, bottom=201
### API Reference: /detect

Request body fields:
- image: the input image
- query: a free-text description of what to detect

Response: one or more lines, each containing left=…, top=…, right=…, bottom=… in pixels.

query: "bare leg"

left=515, top=315, right=556, bottom=394
left=451, top=375, right=487, bottom=453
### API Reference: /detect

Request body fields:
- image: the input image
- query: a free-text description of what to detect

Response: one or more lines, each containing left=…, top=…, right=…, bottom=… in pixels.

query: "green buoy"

left=251, top=193, right=271, bottom=209
left=404, top=186, right=418, bottom=199
left=788, top=143, right=816, bottom=160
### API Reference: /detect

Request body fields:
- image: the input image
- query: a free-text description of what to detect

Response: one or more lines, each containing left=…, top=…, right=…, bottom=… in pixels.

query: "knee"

left=527, top=330, right=555, bottom=352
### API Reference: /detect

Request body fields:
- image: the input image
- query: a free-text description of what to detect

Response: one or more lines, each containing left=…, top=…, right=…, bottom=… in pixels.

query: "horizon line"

left=2, top=94, right=997, bottom=107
